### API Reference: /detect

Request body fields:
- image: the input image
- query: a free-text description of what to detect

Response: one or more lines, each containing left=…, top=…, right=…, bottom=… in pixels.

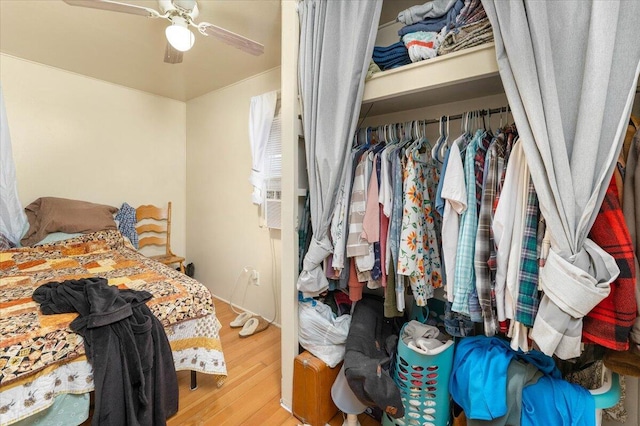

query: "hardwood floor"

left=167, top=297, right=382, bottom=426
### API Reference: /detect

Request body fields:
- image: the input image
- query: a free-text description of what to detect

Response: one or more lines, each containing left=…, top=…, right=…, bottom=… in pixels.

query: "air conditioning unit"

left=264, top=109, right=281, bottom=229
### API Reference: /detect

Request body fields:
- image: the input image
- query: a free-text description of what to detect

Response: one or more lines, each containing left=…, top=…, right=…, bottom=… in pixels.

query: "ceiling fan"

left=63, top=0, right=264, bottom=64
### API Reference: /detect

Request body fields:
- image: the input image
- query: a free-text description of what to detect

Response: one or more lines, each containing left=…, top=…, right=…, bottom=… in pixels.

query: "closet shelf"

left=362, top=42, right=502, bottom=117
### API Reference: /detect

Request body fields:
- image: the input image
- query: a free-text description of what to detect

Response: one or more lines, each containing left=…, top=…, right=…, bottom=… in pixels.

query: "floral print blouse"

left=397, top=149, right=443, bottom=306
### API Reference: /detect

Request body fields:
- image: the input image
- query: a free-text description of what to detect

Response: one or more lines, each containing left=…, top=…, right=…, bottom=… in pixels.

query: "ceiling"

left=0, top=0, right=418, bottom=102
left=0, top=0, right=282, bottom=101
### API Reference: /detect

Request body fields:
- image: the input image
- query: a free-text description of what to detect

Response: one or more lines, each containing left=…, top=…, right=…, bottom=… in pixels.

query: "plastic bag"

left=298, top=299, right=351, bottom=368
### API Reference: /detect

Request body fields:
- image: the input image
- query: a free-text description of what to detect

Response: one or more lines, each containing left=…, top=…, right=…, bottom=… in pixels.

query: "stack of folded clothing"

left=371, top=41, right=412, bottom=71
left=396, top=0, right=464, bottom=64
left=401, top=30, right=444, bottom=63
left=438, top=0, right=494, bottom=55
left=452, top=0, right=486, bottom=28
left=438, top=15, right=493, bottom=55
left=397, top=0, right=465, bottom=37
left=393, top=0, right=494, bottom=64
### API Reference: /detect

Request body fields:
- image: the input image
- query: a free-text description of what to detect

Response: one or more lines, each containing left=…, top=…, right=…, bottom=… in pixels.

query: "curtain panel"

left=296, top=0, right=383, bottom=297
left=0, top=84, right=27, bottom=244
left=482, top=0, right=640, bottom=359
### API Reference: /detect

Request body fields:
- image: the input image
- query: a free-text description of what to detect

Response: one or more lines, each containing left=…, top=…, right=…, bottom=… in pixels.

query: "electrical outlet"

left=251, top=270, right=260, bottom=286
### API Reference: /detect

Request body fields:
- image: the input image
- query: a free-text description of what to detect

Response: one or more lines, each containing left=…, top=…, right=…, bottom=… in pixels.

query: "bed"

left=0, top=229, right=227, bottom=425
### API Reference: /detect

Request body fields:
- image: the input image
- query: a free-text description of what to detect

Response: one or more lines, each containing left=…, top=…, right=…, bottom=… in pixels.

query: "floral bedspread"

left=0, top=230, right=227, bottom=389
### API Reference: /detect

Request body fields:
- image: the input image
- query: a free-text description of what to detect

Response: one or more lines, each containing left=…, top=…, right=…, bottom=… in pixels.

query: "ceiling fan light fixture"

left=165, top=17, right=195, bottom=52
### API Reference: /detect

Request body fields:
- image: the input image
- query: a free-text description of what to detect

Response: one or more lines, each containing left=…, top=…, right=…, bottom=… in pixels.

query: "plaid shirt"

left=488, top=127, right=516, bottom=273
left=474, top=133, right=493, bottom=215
left=452, top=130, right=484, bottom=316
left=514, top=178, right=540, bottom=327
left=475, top=138, right=500, bottom=335
left=454, top=0, right=484, bottom=27
left=583, top=177, right=637, bottom=350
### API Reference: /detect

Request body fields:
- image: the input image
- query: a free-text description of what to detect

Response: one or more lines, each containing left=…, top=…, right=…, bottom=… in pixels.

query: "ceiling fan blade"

left=198, top=22, right=264, bottom=56
left=63, top=0, right=161, bottom=18
left=164, top=42, right=183, bottom=64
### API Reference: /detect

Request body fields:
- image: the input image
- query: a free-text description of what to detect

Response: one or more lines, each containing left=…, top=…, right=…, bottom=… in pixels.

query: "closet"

left=280, top=1, right=640, bottom=423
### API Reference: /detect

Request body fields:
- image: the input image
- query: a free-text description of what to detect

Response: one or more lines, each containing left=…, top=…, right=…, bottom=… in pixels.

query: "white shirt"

left=440, top=140, right=467, bottom=302
left=493, top=140, right=528, bottom=324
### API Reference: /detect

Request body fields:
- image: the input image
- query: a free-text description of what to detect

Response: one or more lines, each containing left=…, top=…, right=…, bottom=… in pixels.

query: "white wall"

left=186, top=67, right=281, bottom=323
left=0, top=54, right=187, bottom=255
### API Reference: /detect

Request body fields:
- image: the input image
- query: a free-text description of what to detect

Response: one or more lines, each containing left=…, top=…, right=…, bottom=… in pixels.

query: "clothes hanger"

left=411, top=120, right=425, bottom=157
left=406, top=120, right=419, bottom=154
left=352, top=128, right=361, bottom=148
left=409, top=120, right=433, bottom=163
left=439, top=114, right=451, bottom=160
left=458, top=111, right=472, bottom=154
left=372, top=126, right=387, bottom=154
left=399, top=121, right=415, bottom=149
left=385, top=123, right=401, bottom=160
left=486, top=108, right=492, bottom=134
left=409, top=119, right=427, bottom=156
left=364, top=126, right=373, bottom=149
left=431, top=115, right=447, bottom=162
left=399, top=121, right=414, bottom=155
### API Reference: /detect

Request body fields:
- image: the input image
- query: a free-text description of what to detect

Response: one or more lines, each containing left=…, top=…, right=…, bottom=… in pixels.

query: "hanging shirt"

left=346, top=156, right=370, bottom=258
left=452, top=129, right=484, bottom=316
left=435, top=145, right=452, bottom=217
left=424, top=153, right=443, bottom=237
left=379, top=146, right=394, bottom=218
left=354, top=152, right=376, bottom=275
left=583, top=176, right=637, bottom=351
left=475, top=138, right=499, bottom=336
left=393, top=141, right=444, bottom=303
left=514, top=178, right=541, bottom=328
left=493, top=140, right=527, bottom=325
left=488, top=128, right=516, bottom=333
left=467, top=132, right=493, bottom=322
left=362, top=154, right=382, bottom=284
left=398, top=151, right=433, bottom=305
left=441, top=140, right=467, bottom=303
left=380, top=145, right=395, bottom=276
left=374, top=154, right=385, bottom=284
left=389, top=146, right=407, bottom=311
left=421, top=153, right=444, bottom=293
left=474, top=133, right=492, bottom=214
left=332, top=147, right=365, bottom=271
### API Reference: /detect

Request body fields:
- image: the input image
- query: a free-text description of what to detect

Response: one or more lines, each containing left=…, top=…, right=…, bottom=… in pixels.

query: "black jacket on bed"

left=33, top=277, right=178, bottom=426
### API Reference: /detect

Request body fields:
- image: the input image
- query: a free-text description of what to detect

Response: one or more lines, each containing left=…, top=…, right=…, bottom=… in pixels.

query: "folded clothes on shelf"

left=396, top=0, right=459, bottom=25
left=437, top=17, right=493, bottom=56
left=372, top=42, right=412, bottom=70
left=402, top=31, right=443, bottom=62
left=398, top=0, right=464, bottom=37
left=453, top=0, right=486, bottom=28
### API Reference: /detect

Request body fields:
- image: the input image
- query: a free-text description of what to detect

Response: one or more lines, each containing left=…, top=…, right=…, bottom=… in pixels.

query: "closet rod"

left=359, top=105, right=511, bottom=130
left=416, top=106, right=510, bottom=126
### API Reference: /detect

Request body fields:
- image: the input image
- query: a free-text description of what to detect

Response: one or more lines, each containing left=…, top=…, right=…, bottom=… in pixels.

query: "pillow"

left=34, top=232, right=84, bottom=246
left=21, top=197, right=118, bottom=247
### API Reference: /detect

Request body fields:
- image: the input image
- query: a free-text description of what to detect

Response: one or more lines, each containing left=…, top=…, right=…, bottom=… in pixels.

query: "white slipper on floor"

left=239, top=317, right=269, bottom=337
left=230, top=311, right=252, bottom=328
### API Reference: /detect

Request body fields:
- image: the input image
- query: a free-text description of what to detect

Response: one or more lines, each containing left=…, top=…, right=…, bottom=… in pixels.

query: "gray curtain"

left=0, top=84, right=27, bottom=244
left=482, top=0, right=640, bottom=359
left=297, top=0, right=383, bottom=296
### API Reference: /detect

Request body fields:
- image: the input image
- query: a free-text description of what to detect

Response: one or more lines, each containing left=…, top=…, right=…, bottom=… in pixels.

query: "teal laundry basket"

left=382, top=323, right=455, bottom=426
